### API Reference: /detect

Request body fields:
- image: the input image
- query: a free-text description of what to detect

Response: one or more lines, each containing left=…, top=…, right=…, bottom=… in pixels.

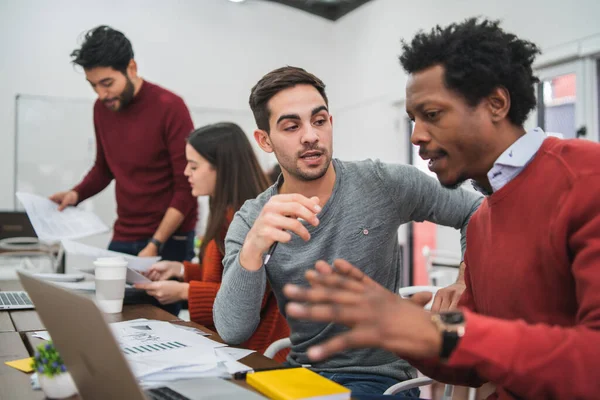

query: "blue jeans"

left=318, top=372, right=421, bottom=399
left=109, top=231, right=195, bottom=316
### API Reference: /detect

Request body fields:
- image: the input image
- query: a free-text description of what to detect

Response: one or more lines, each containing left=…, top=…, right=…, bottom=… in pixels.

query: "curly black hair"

left=399, top=18, right=541, bottom=126
left=71, top=25, right=134, bottom=73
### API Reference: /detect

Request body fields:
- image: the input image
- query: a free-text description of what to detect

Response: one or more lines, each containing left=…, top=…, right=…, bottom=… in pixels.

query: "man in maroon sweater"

left=282, top=18, right=600, bottom=399
left=50, top=26, right=197, bottom=263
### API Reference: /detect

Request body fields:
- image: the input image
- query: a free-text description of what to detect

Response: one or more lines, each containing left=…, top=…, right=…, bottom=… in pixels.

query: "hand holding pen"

left=239, top=194, right=321, bottom=271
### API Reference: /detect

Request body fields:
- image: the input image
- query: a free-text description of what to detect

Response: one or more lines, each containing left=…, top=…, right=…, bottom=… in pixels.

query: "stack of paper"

left=109, top=319, right=254, bottom=386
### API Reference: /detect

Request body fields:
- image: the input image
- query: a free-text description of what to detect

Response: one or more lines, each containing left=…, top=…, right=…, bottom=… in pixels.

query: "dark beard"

left=440, top=174, right=469, bottom=190
left=294, top=163, right=330, bottom=181
left=117, top=77, right=135, bottom=111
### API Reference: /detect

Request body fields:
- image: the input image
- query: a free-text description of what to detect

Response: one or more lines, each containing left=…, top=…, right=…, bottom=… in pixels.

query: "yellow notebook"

left=246, top=367, right=351, bottom=400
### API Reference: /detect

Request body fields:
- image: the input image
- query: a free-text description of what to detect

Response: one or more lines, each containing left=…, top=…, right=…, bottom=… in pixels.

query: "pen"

left=263, top=242, right=278, bottom=266
left=233, top=365, right=305, bottom=380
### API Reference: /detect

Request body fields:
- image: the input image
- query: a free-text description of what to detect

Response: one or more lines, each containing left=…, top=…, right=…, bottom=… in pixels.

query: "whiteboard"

left=15, top=94, right=274, bottom=249
left=15, top=94, right=115, bottom=249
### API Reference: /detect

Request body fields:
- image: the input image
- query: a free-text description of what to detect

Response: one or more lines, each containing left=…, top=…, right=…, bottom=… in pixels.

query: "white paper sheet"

left=215, top=347, right=256, bottom=361
left=16, top=192, right=109, bottom=241
left=107, top=320, right=242, bottom=382
left=109, top=320, right=224, bottom=378
left=126, top=268, right=151, bottom=284
left=61, top=239, right=159, bottom=273
left=32, top=331, right=51, bottom=341
left=170, top=323, right=211, bottom=336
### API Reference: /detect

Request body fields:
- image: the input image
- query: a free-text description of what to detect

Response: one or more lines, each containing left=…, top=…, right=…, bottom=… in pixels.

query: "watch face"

left=440, top=311, right=465, bottom=325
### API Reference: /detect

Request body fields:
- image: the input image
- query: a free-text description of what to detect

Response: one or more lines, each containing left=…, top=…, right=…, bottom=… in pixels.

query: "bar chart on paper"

left=123, top=341, right=189, bottom=355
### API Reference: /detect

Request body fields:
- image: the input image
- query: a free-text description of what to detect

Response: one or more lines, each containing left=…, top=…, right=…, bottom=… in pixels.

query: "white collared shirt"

left=474, top=127, right=548, bottom=194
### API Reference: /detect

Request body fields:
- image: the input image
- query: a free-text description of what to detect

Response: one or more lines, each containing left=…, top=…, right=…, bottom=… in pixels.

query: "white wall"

left=329, top=0, right=600, bottom=162
left=0, top=0, right=334, bottom=210
left=328, top=0, right=600, bottom=258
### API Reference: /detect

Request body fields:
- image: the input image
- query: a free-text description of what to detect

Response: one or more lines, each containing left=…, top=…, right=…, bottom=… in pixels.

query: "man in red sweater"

left=283, top=18, right=600, bottom=399
left=50, top=26, right=197, bottom=263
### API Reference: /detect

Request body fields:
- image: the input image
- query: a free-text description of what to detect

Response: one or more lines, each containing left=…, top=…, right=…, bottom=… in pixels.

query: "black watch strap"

left=440, top=330, right=461, bottom=359
left=433, top=311, right=465, bottom=360
left=149, top=238, right=164, bottom=254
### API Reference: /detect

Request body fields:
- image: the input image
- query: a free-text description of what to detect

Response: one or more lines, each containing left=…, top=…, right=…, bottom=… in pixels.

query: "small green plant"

left=30, top=342, right=67, bottom=377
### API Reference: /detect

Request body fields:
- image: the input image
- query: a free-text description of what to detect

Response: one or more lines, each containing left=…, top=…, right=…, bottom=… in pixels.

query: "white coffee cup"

left=93, top=256, right=127, bottom=314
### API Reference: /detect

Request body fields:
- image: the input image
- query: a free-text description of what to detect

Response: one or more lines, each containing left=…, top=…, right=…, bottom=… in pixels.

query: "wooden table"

left=0, top=311, right=14, bottom=332
left=0, top=280, right=279, bottom=399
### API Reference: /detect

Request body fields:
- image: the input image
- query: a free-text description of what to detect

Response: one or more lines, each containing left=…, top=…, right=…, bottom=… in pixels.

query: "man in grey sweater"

left=213, top=66, right=482, bottom=396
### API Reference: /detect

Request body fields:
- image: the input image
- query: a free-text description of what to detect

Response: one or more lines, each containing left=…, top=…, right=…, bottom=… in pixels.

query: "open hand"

left=283, top=259, right=441, bottom=362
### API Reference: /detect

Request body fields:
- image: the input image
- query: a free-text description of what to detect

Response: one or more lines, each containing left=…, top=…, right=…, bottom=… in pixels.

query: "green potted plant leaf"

left=31, top=342, right=77, bottom=399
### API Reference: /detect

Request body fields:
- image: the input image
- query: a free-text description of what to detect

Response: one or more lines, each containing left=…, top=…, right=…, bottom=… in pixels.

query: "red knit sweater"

left=411, top=138, right=600, bottom=399
left=184, top=214, right=289, bottom=362
left=74, top=81, right=198, bottom=241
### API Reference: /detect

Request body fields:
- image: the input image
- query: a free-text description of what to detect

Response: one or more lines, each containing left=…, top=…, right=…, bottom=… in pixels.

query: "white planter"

left=38, top=372, right=78, bottom=399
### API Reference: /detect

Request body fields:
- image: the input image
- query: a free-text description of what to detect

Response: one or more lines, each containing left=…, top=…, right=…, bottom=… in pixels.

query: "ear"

left=127, top=59, right=138, bottom=78
left=487, top=86, right=511, bottom=123
left=329, top=114, right=333, bottom=128
left=253, top=129, right=274, bottom=153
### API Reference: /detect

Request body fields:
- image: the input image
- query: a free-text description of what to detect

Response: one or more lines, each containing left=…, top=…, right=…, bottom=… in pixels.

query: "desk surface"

left=0, top=280, right=279, bottom=400
left=0, top=311, right=14, bottom=332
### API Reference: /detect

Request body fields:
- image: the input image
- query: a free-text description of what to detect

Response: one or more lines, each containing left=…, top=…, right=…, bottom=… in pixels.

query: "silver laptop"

left=0, top=290, right=34, bottom=310
left=18, top=272, right=265, bottom=400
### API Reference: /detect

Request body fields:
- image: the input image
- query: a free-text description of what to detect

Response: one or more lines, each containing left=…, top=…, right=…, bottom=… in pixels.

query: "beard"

left=439, top=173, right=469, bottom=190
left=294, top=160, right=330, bottom=181
left=103, top=76, right=135, bottom=111
left=277, top=145, right=332, bottom=182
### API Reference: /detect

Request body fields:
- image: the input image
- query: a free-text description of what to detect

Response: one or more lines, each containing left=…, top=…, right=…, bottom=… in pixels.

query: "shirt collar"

left=472, top=127, right=547, bottom=195
left=492, top=127, right=547, bottom=168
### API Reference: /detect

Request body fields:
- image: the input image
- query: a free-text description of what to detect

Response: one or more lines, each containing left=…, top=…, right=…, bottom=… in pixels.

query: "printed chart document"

left=16, top=192, right=109, bottom=241
left=61, top=239, right=159, bottom=273
left=110, top=320, right=224, bottom=379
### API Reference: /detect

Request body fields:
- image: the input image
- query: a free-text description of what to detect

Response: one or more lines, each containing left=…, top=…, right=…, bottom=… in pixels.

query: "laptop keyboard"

left=146, top=387, right=191, bottom=400
left=0, top=291, right=33, bottom=307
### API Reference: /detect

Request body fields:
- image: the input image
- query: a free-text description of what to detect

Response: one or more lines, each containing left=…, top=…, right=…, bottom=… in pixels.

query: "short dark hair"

left=399, top=18, right=540, bottom=126
left=71, top=25, right=134, bottom=73
left=249, top=66, right=328, bottom=133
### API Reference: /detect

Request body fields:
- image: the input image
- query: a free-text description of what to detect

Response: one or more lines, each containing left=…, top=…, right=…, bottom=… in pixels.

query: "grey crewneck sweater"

left=214, top=159, right=482, bottom=381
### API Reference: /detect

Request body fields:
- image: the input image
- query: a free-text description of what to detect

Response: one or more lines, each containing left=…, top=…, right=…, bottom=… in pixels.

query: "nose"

left=301, top=126, right=319, bottom=145
left=410, top=119, right=431, bottom=147
left=94, top=86, right=110, bottom=101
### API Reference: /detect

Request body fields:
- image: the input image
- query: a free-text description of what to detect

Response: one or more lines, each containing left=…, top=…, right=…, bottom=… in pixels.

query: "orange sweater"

left=183, top=216, right=289, bottom=362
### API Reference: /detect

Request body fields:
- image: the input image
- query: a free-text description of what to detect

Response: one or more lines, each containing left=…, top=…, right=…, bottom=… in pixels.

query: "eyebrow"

left=276, top=105, right=329, bottom=125
left=311, top=105, right=328, bottom=116
left=87, top=78, right=113, bottom=86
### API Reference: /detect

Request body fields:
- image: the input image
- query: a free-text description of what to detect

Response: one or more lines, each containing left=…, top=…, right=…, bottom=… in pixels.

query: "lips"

left=300, top=150, right=323, bottom=160
left=103, top=98, right=119, bottom=108
left=420, top=149, right=448, bottom=172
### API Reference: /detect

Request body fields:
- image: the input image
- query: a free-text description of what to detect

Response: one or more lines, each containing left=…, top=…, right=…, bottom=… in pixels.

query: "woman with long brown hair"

left=136, top=122, right=289, bottom=361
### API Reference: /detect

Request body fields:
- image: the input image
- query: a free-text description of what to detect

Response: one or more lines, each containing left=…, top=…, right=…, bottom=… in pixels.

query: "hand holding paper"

left=16, top=192, right=108, bottom=241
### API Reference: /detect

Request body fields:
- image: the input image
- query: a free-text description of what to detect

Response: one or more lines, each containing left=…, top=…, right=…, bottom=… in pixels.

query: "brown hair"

left=249, top=66, right=328, bottom=133
left=187, top=123, right=269, bottom=256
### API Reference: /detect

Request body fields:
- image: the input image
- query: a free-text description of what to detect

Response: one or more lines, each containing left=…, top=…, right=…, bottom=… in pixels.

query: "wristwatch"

left=431, top=311, right=466, bottom=361
left=148, top=237, right=164, bottom=254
